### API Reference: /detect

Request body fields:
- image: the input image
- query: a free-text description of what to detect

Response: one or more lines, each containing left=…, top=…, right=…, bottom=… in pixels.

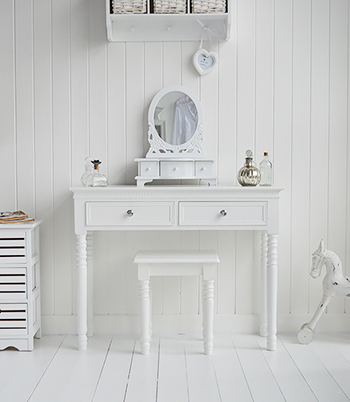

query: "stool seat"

left=134, top=250, right=220, bottom=264
left=134, top=250, right=219, bottom=355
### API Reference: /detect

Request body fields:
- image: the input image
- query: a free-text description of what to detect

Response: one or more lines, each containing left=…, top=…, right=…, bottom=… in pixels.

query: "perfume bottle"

left=81, top=157, right=92, bottom=186
left=259, top=152, right=273, bottom=186
left=86, top=160, right=107, bottom=187
left=237, top=150, right=261, bottom=186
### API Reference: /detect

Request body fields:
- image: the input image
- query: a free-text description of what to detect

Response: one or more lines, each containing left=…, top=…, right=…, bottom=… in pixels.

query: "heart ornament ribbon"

left=192, top=48, right=218, bottom=76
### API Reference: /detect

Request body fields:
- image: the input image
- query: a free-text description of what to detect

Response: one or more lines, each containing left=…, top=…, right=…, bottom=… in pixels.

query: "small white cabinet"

left=0, top=221, right=41, bottom=351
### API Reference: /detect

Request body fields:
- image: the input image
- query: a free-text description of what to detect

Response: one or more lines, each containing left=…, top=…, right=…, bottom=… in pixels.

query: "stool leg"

left=139, top=279, right=151, bottom=355
left=202, top=278, right=214, bottom=355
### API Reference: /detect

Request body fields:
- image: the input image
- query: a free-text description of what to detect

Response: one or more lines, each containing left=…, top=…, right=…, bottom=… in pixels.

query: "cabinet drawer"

left=0, top=303, right=27, bottom=335
left=179, top=202, right=268, bottom=226
left=86, top=202, right=174, bottom=226
left=160, top=161, right=193, bottom=178
left=195, top=161, right=215, bottom=178
left=0, top=232, right=26, bottom=264
left=139, top=161, right=159, bottom=177
left=0, top=268, right=27, bottom=300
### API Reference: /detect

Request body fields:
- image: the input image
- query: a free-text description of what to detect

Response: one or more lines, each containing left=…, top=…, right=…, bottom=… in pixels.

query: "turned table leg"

left=76, top=234, right=88, bottom=351
left=87, top=232, right=94, bottom=337
left=202, top=264, right=215, bottom=355
left=260, top=231, right=268, bottom=337
left=266, top=234, right=278, bottom=351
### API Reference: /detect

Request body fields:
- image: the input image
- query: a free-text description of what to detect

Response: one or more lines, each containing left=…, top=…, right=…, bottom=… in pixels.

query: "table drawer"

left=0, top=268, right=27, bottom=300
left=0, top=232, right=26, bottom=264
left=195, top=161, right=215, bottom=178
left=0, top=303, right=27, bottom=335
left=86, top=202, right=174, bottom=227
left=160, top=161, right=193, bottom=178
left=179, top=202, right=268, bottom=226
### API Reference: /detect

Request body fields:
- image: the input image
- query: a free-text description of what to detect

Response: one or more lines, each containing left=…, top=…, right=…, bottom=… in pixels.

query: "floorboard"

left=28, top=336, right=111, bottom=402
left=280, top=333, right=350, bottom=402
left=0, top=335, right=64, bottom=402
left=1, top=333, right=350, bottom=402
left=232, top=334, right=285, bottom=402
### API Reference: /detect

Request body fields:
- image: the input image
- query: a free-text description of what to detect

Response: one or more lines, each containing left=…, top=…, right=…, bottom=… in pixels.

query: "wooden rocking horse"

left=297, top=239, right=350, bottom=344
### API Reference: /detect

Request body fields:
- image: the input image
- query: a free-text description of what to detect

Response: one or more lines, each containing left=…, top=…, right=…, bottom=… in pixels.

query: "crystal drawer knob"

left=220, top=210, right=227, bottom=216
left=126, top=210, right=134, bottom=217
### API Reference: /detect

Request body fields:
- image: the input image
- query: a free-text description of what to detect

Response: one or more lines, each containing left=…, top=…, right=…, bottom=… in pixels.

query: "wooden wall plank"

left=273, top=0, right=293, bottom=315
left=125, top=42, right=144, bottom=184
left=15, top=0, right=35, bottom=217
left=71, top=0, right=89, bottom=187
left=0, top=1, right=16, bottom=211
left=52, top=0, right=73, bottom=314
left=290, top=0, right=311, bottom=315
left=218, top=0, right=237, bottom=186
left=309, top=0, right=330, bottom=314
left=33, top=0, right=54, bottom=315
left=327, top=0, right=348, bottom=313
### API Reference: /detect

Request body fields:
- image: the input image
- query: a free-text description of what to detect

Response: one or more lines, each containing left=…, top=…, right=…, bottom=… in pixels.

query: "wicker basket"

left=111, top=0, right=147, bottom=13
left=153, top=0, right=187, bottom=14
left=191, top=0, right=226, bottom=13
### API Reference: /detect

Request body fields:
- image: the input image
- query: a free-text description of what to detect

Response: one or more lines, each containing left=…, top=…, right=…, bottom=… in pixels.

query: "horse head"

left=311, top=239, right=326, bottom=278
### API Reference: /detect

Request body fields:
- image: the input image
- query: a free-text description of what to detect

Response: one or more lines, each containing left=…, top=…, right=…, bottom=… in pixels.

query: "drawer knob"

left=220, top=210, right=227, bottom=217
left=173, top=167, right=179, bottom=171
left=126, top=210, right=134, bottom=217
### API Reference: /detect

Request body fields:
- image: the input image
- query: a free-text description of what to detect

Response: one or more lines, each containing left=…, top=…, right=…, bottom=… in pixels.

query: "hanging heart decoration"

left=192, top=48, right=218, bottom=76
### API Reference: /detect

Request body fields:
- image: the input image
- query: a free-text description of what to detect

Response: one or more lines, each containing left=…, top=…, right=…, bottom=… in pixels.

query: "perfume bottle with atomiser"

left=86, top=160, right=107, bottom=187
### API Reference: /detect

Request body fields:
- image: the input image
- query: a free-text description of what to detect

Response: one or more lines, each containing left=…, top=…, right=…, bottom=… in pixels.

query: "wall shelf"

left=106, top=1, right=231, bottom=42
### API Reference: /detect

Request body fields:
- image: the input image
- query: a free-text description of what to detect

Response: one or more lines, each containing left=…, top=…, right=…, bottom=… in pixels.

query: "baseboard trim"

left=41, top=313, right=350, bottom=336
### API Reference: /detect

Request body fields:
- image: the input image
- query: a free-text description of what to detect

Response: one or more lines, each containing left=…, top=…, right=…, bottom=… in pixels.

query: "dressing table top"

left=70, top=186, right=283, bottom=235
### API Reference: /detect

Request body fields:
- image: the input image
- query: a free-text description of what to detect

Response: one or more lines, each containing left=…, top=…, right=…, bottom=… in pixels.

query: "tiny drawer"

left=195, top=161, right=215, bottom=178
left=139, top=161, right=159, bottom=177
left=0, top=303, right=27, bottom=335
left=179, top=202, right=268, bottom=227
left=86, top=202, right=174, bottom=227
left=0, top=232, right=26, bottom=264
left=160, top=161, right=193, bottom=178
left=0, top=268, right=27, bottom=300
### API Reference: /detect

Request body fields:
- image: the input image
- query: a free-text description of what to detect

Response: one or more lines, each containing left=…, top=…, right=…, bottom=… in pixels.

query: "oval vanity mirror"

left=146, top=86, right=205, bottom=158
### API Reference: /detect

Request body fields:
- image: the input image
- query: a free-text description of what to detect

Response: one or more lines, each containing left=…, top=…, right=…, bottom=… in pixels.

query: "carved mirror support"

left=135, top=86, right=217, bottom=186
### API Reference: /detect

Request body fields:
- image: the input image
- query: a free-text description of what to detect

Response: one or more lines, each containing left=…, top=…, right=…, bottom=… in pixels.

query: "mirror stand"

left=135, top=85, right=217, bottom=186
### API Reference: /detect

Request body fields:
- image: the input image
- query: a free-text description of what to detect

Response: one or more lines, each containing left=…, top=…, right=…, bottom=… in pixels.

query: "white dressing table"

left=70, top=185, right=282, bottom=351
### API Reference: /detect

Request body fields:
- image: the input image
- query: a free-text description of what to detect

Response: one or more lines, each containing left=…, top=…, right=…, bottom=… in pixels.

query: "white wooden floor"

left=1, top=332, right=350, bottom=402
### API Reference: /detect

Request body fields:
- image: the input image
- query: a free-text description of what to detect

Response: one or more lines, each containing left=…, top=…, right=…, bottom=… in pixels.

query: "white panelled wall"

left=1, top=0, right=350, bottom=335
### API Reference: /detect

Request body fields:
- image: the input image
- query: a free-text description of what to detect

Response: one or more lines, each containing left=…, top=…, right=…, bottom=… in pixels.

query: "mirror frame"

left=146, top=86, right=206, bottom=158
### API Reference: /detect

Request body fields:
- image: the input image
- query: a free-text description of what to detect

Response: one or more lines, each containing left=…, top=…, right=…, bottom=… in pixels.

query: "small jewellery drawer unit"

left=135, top=158, right=217, bottom=186
left=0, top=221, right=41, bottom=351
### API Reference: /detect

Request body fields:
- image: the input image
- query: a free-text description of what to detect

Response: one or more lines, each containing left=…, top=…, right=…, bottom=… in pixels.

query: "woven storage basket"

left=112, top=0, right=147, bottom=13
left=153, top=0, right=187, bottom=14
left=191, top=0, right=226, bottom=13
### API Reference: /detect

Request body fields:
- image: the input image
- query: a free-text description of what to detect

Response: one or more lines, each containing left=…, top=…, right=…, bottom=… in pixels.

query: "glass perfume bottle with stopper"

left=81, top=157, right=92, bottom=186
left=259, top=152, right=273, bottom=186
left=237, top=150, right=261, bottom=186
left=86, top=160, right=107, bottom=187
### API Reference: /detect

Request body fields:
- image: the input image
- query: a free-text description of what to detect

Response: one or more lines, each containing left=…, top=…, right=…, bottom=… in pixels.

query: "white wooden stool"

left=134, top=250, right=219, bottom=355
